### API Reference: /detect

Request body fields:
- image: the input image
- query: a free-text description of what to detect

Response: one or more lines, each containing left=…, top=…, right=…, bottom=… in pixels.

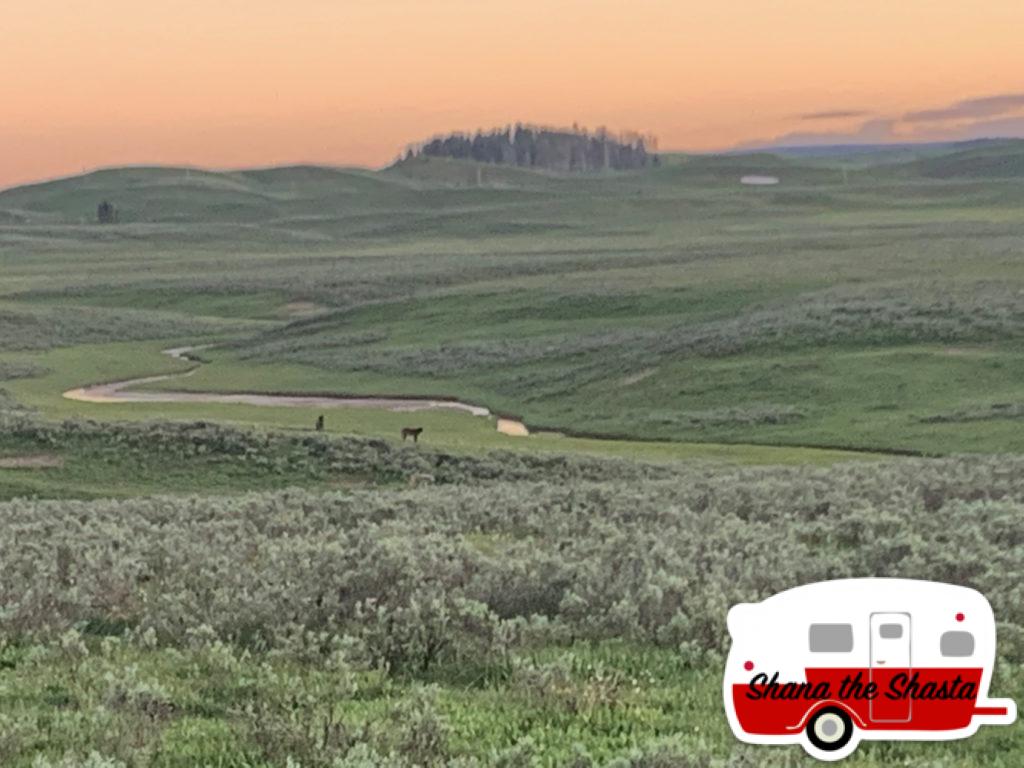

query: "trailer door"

left=869, top=612, right=912, bottom=722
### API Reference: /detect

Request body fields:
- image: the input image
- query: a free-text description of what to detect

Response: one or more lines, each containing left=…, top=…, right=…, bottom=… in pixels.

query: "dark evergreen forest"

left=405, top=124, right=657, bottom=171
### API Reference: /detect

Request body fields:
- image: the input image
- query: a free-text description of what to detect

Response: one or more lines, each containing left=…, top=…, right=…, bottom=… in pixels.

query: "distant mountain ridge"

left=733, top=137, right=1024, bottom=158
left=719, top=137, right=1024, bottom=172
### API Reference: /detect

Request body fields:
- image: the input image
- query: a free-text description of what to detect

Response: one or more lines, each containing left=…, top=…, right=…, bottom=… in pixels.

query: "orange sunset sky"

left=3, top=0, right=1024, bottom=188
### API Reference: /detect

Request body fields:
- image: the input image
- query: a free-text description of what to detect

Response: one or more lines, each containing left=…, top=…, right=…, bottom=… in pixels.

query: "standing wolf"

left=401, top=427, right=423, bottom=443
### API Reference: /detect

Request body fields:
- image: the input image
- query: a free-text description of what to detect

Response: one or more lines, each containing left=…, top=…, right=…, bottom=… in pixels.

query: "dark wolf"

left=401, top=427, right=423, bottom=442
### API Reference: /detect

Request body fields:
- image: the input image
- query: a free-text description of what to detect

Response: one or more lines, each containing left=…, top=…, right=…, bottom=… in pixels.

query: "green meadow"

left=5, top=143, right=1024, bottom=457
left=2, top=140, right=1024, bottom=765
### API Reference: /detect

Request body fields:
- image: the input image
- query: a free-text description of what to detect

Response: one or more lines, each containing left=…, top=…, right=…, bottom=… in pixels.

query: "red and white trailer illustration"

left=724, top=578, right=1016, bottom=761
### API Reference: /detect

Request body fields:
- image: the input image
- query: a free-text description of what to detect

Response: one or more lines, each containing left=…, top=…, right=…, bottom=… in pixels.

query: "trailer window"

left=809, top=623, right=853, bottom=652
left=941, top=631, right=974, bottom=657
left=879, top=623, right=903, bottom=639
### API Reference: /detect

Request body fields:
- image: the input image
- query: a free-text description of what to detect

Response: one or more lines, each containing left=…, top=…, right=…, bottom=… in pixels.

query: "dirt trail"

left=64, top=346, right=531, bottom=436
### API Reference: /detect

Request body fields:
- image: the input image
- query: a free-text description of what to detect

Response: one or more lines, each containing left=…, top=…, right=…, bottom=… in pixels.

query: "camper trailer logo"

left=723, top=579, right=1016, bottom=761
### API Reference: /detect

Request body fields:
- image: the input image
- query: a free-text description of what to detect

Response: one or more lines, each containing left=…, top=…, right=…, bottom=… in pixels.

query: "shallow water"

left=64, top=346, right=530, bottom=435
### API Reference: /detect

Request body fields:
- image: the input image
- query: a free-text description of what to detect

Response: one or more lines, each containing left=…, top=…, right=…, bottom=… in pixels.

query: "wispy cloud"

left=740, top=90, right=1024, bottom=150
left=904, top=93, right=1024, bottom=123
left=798, top=110, right=871, bottom=121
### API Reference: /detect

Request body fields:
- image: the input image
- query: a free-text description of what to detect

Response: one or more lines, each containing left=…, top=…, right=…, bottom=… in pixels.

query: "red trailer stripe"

left=733, top=667, right=986, bottom=733
left=973, top=706, right=1008, bottom=716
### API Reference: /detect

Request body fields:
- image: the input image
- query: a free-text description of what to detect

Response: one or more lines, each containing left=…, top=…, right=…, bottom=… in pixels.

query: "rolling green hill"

left=910, top=139, right=1024, bottom=178
left=3, top=143, right=1024, bottom=455
left=0, top=165, right=421, bottom=225
left=4, top=142, right=1024, bottom=766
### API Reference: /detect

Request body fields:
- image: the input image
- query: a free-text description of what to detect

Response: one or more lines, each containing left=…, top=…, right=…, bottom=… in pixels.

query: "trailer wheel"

left=806, top=707, right=854, bottom=752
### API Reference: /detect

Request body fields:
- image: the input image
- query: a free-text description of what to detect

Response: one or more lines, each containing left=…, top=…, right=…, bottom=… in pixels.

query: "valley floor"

left=3, top=147, right=1024, bottom=765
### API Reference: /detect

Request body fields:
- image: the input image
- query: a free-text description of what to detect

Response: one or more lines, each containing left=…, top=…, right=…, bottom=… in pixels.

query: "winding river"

left=63, top=346, right=531, bottom=436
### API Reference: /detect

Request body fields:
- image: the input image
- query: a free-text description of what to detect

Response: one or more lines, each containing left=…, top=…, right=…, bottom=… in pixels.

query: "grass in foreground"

left=3, top=453, right=1024, bottom=766
left=5, top=640, right=1022, bottom=768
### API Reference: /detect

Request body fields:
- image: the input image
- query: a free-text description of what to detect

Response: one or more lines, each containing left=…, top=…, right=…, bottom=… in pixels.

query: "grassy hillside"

left=3, top=146, right=1024, bottom=766
left=3, top=443, right=1024, bottom=766
left=743, top=138, right=1024, bottom=169
left=3, top=145, right=1024, bottom=456
left=910, top=139, right=1024, bottom=178
left=0, top=165, right=411, bottom=224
